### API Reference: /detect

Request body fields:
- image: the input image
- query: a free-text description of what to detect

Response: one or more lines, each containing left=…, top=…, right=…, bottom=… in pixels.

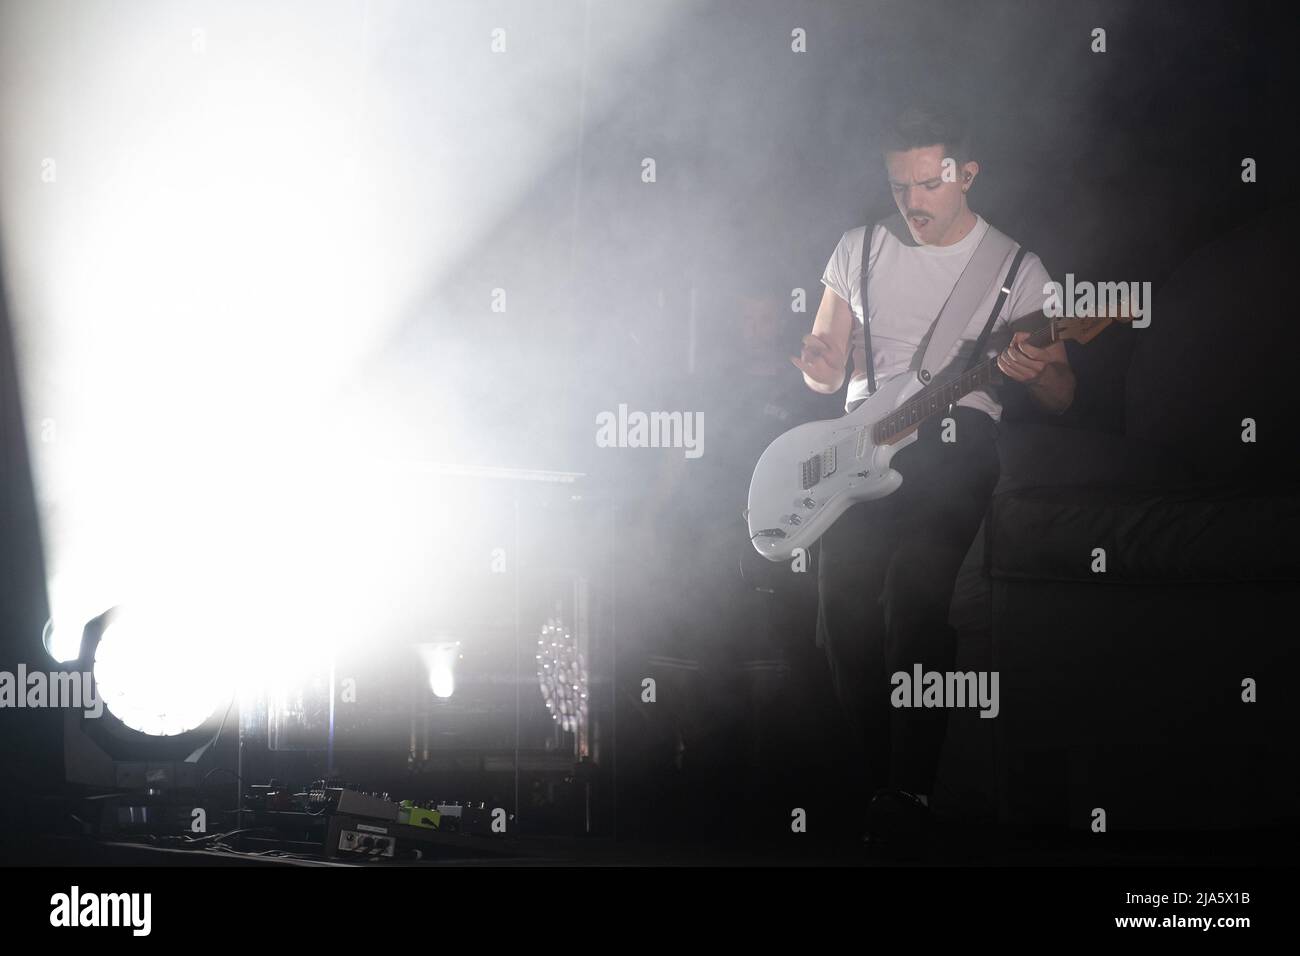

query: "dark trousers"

left=816, top=405, right=1000, bottom=798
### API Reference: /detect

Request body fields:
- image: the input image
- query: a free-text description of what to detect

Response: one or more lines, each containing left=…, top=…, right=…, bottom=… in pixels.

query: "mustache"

left=906, top=210, right=933, bottom=219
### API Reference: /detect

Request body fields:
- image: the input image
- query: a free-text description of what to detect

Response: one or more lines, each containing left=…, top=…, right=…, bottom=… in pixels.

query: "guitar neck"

left=871, top=315, right=1058, bottom=445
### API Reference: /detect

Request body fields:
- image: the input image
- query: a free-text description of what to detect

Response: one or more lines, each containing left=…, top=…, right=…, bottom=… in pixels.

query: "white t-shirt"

left=820, top=213, right=1054, bottom=420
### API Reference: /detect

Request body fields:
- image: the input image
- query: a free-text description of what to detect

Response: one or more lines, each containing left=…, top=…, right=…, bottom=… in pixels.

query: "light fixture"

left=87, top=606, right=232, bottom=737
left=416, top=641, right=461, bottom=699
left=41, top=616, right=84, bottom=665
left=535, top=616, right=587, bottom=735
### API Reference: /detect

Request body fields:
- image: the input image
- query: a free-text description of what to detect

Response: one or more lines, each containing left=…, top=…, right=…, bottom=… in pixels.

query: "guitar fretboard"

left=870, top=320, right=1057, bottom=445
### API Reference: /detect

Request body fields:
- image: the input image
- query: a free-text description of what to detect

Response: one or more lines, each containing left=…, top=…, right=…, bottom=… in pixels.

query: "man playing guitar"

left=790, top=104, right=1075, bottom=851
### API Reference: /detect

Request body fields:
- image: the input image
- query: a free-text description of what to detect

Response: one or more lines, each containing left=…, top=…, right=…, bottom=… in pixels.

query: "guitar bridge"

left=800, top=446, right=836, bottom=489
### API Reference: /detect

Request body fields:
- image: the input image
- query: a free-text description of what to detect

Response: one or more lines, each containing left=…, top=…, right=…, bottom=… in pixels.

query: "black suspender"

left=857, top=227, right=876, bottom=395
left=966, top=244, right=1028, bottom=372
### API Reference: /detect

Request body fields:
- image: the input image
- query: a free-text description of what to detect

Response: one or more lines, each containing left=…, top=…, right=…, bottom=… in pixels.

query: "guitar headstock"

left=1035, top=300, right=1136, bottom=346
left=1053, top=314, right=1114, bottom=345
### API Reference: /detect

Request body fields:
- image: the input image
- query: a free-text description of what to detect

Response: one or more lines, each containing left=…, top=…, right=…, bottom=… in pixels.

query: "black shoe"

left=862, top=788, right=934, bottom=858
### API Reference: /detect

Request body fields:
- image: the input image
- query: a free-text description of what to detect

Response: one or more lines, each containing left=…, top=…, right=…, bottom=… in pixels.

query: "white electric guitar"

left=746, top=311, right=1124, bottom=561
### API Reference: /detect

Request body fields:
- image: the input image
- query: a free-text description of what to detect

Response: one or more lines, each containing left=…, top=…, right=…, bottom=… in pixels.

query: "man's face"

left=885, top=144, right=977, bottom=246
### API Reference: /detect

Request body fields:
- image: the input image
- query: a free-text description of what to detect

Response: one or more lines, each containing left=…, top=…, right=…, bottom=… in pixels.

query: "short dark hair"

left=880, top=103, right=973, bottom=164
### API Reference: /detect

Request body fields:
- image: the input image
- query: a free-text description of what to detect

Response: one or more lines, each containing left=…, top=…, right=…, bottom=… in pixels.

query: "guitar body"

left=747, top=373, right=922, bottom=562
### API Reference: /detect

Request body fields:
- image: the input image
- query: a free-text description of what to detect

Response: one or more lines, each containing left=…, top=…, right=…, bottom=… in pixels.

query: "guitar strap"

left=853, top=217, right=1023, bottom=395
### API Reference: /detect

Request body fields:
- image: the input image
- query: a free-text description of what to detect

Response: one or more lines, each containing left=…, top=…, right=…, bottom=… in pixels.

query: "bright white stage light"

left=42, top=618, right=83, bottom=665
left=0, top=1, right=678, bottom=673
left=91, top=611, right=233, bottom=737
left=417, top=641, right=461, bottom=699
left=41, top=572, right=121, bottom=664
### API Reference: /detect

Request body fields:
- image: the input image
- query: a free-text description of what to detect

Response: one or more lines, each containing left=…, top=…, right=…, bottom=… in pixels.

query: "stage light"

left=41, top=573, right=118, bottom=665
left=536, top=617, right=587, bottom=735
left=41, top=617, right=83, bottom=665
left=416, top=641, right=461, bottom=699
left=3, top=1, right=667, bottom=680
left=89, top=609, right=233, bottom=737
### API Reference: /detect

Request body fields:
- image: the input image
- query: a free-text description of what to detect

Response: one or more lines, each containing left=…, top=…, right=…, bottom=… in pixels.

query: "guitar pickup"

left=800, top=447, right=836, bottom=489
